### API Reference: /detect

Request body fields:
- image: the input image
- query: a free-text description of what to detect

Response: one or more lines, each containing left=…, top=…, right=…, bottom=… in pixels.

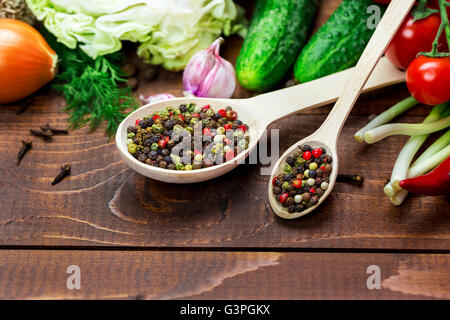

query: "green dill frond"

left=44, top=32, right=138, bottom=138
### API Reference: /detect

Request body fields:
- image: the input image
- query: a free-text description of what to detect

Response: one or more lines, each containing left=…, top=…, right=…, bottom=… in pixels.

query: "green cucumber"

left=294, top=0, right=385, bottom=83
left=236, top=0, right=317, bottom=92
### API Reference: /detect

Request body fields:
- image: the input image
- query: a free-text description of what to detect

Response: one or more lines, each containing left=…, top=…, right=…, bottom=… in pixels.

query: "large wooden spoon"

left=116, top=57, right=404, bottom=183
left=268, top=0, right=416, bottom=219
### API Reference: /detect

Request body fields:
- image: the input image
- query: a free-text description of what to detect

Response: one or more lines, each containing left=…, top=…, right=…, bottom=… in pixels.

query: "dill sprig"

left=45, top=33, right=138, bottom=137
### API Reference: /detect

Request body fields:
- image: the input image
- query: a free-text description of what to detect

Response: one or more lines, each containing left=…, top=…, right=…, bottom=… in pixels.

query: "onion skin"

left=0, top=18, right=57, bottom=104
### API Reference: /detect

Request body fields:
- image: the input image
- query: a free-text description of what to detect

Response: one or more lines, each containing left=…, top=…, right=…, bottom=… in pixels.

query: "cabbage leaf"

left=26, top=0, right=246, bottom=70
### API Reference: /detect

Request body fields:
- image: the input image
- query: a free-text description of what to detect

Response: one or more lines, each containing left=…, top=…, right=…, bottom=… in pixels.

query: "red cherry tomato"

left=386, top=13, right=447, bottom=69
left=406, top=56, right=450, bottom=105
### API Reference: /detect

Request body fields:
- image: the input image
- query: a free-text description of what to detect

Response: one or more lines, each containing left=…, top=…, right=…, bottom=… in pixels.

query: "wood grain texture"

left=0, top=0, right=448, bottom=251
left=0, top=250, right=447, bottom=300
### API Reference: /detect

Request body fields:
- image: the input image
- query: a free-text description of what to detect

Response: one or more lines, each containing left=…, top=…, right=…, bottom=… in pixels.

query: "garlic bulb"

left=183, top=38, right=236, bottom=99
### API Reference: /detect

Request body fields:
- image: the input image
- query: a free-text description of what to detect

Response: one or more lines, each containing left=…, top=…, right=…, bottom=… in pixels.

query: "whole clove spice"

left=51, top=164, right=71, bottom=185
left=40, top=124, right=68, bottom=135
left=337, top=174, right=364, bottom=187
left=16, top=140, right=32, bottom=166
left=30, top=129, right=53, bottom=141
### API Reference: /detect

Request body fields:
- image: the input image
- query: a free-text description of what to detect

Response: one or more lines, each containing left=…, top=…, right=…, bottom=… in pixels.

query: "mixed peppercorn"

left=272, top=144, right=333, bottom=213
left=126, top=104, right=249, bottom=170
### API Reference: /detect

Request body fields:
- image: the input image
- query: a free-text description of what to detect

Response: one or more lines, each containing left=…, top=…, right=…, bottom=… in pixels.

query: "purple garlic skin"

left=183, top=38, right=236, bottom=99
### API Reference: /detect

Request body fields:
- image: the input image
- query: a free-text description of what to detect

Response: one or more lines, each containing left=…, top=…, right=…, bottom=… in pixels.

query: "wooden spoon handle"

left=315, top=0, right=416, bottom=144
left=250, top=57, right=404, bottom=126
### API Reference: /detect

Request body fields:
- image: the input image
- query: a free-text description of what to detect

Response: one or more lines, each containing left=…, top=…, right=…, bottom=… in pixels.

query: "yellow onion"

left=0, top=18, right=57, bottom=104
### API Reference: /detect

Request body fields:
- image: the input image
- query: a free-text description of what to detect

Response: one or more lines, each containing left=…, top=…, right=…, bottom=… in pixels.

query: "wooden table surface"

left=0, top=0, right=448, bottom=300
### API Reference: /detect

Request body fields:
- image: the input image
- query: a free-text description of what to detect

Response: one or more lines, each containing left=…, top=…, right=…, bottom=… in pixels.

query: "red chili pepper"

left=135, top=119, right=141, bottom=125
left=399, top=156, right=450, bottom=196
left=178, top=114, right=185, bottom=122
left=223, top=124, right=232, bottom=130
left=152, top=115, right=160, bottom=121
left=278, top=193, right=288, bottom=204
left=218, top=109, right=227, bottom=117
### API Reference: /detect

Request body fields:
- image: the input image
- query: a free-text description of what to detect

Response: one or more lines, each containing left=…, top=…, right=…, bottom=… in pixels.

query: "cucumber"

left=236, top=0, right=317, bottom=92
left=294, top=0, right=385, bottom=83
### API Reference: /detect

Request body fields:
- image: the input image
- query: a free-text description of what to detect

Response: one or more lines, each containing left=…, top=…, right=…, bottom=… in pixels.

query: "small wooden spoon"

left=268, top=0, right=416, bottom=219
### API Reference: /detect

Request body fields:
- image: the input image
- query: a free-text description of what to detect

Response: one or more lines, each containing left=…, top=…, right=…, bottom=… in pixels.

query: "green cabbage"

left=26, top=0, right=246, bottom=70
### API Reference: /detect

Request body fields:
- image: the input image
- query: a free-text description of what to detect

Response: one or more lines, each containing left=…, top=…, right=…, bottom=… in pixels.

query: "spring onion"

left=354, top=96, right=419, bottom=142
left=364, top=115, right=450, bottom=144
left=388, top=130, right=450, bottom=205
left=384, top=103, right=449, bottom=196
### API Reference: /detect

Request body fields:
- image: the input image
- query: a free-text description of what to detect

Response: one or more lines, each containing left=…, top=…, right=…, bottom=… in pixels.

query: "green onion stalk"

left=390, top=140, right=450, bottom=206
left=383, top=102, right=450, bottom=197
left=354, top=96, right=419, bottom=142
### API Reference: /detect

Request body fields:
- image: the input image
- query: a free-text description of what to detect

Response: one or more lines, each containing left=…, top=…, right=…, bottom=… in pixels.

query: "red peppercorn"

left=303, top=151, right=312, bottom=160
left=218, top=109, right=227, bottom=117
left=179, top=114, right=185, bottom=122
left=192, top=113, right=200, bottom=118
left=203, top=128, right=212, bottom=136
left=169, top=112, right=173, bottom=116
left=310, top=188, right=316, bottom=194
left=272, top=177, right=277, bottom=186
left=135, top=119, right=141, bottom=125
left=279, top=193, right=289, bottom=204
left=225, top=150, right=235, bottom=161
left=238, top=125, right=247, bottom=133
left=292, top=179, right=302, bottom=188
left=152, top=115, right=160, bottom=121
left=194, top=149, right=202, bottom=155
left=226, top=110, right=237, bottom=121
left=224, top=138, right=232, bottom=145
left=320, top=165, right=326, bottom=171
left=223, top=123, right=232, bottom=130
left=201, top=104, right=211, bottom=111
left=312, top=148, right=322, bottom=158
left=158, top=138, right=167, bottom=148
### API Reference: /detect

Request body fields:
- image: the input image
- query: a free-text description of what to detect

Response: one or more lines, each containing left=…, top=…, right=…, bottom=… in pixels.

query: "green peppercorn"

left=151, top=143, right=159, bottom=151
left=205, top=108, right=215, bottom=117
left=304, top=169, right=310, bottom=178
left=173, top=124, right=183, bottom=133
left=282, top=181, right=290, bottom=190
left=152, top=123, right=163, bottom=133
left=238, top=139, right=248, bottom=150
left=127, top=132, right=135, bottom=138
left=176, top=163, right=185, bottom=170
left=128, top=143, right=138, bottom=154
left=185, top=164, right=193, bottom=170
left=309, top=162, right=318, bottom=170
left=233, top=131, right=244, bottom=138
left=187, top=103, right=196, bottom=112
left=283, top=163, right=292, bottom=173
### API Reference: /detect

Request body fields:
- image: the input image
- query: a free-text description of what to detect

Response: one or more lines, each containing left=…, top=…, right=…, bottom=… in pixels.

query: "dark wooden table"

left=0, top=0, right=448, bottom=299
